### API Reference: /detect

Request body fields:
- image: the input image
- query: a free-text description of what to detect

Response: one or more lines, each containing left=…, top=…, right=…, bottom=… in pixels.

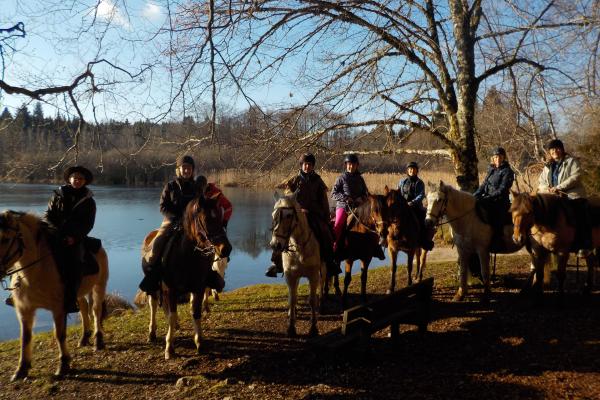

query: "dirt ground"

left=1, top=254, right=599, bottom=399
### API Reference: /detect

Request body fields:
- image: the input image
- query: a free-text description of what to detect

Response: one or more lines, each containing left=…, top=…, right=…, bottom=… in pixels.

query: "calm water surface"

left=0, top=183, right=395, bottom=340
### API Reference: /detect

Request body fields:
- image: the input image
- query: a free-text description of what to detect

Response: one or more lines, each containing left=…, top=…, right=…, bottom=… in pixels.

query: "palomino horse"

left=369, top=187, right=428, bottom=292
left=511, top=192, right=598, bottom=299
left=0, top=210, right=109, bottom=381
left=143, top=196, right=231, bottom=359
left=425, top=181, right=522, bottom=302
left=270, top=194, right=325, bottom=337
left=330, top=201, right=385, bottom=309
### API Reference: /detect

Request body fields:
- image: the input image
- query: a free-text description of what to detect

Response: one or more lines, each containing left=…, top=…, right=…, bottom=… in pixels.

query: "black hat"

left=492, top=147, right=506, bottom=157
left=64, top=166, right=93, bottom=184
left=344, top=153, right=359, bottom=164
left=545, top=139, right=564, bottom=151
left=176, top=155, right=195, bottom=168
left=406, top=161, right=419, bottom=170
left=299, top=153, right=316, bottom=165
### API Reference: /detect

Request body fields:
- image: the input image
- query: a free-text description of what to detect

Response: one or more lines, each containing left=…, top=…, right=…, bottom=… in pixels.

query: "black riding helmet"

left=406, top=161, right=419, bottom=171
left=491, top=147, right=506, bottom=157
left=299, top=153, right=316, bottom=165
left=344, top=153, right=359, bottom=164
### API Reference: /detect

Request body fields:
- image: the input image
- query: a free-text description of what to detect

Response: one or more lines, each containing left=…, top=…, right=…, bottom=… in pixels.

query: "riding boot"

left=206, top=270, right=225, bottom=292
left=490, top=225, right=504, bottom=253
left=139, top=265, right=161, bottom=293
left=5, top=295, right=14, bottom=307
left=265, top=251, right=283, bottom=278
left=64, top=282, right=80, bottom=314
left=574, top=199, right=593, bottom=257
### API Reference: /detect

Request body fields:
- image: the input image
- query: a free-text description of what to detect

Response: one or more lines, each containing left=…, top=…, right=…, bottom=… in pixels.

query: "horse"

left=143, top=195, right=232, bottom=359
left=270, top=194, right=326, bottom=337
left=510, top=191, right=599, bottom=299
left=369, top=187, right=428, bottom=293
left=202, top=257, right=228, bottom=313
left=0, top=210, right=109, bottom=381
left=425, top=181, right=523, bottom=302
left=328, top=200, right=385, bottom=309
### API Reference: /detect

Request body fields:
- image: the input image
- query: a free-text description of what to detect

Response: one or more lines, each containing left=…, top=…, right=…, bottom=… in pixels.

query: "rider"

left=398, top=161, right=434, bottom=251
left=139, top=155, right=197, bottom=293
left=203, top=179, right=233, bottom=230
left=537, top=139, right=591, bottom=253
left=45, top=166, right=96, bottom=313
left=473, top=147, right=514, bottom=251
left=265, top=153, right=338, bottom=277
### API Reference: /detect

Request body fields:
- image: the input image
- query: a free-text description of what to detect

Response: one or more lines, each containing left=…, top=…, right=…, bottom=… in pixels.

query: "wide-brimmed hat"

left=64, top=166, right=94, bottom=184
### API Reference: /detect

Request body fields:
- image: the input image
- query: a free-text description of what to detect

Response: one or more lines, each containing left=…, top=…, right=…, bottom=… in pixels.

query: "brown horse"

left=0, top=210, right=109, bottom=381
left=142, top=196, right=232, bottom=359
left=328, top=201, right=385, bottom=309
left=369, top=187, right=428, bottom=293
left=510, top=191, right=599, bottom=299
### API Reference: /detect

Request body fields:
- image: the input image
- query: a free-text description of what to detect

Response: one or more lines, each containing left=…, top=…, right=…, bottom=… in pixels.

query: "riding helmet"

left=491, top=147, right=506, bottom=157
left=63, top=165, right=94, bottom=184
left=545, top=139, right=564, bottom=151
left=176, top=155, right=195, bottom=169
left=344, top=153, right=359, bottom=164
left=406, top=161, right=419, bottom=171
left=299, top=153, right=316, bottom=165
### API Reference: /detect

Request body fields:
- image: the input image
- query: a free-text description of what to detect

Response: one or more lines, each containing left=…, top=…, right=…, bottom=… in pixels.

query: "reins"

left=272, top=206, right=313, bottom=252
left=346, top=205, right=379, bottom=235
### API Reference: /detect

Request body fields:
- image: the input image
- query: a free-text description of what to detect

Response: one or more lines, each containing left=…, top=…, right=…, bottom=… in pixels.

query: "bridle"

left=271, top=205, right=312, bottom=252
left=426, top=194, right=449, bottom=226
left=191, top=208, right=228, bottom=258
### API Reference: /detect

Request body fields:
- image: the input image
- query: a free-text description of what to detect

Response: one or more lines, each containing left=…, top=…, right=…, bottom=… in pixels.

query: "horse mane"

left=1, top=210, right=45, bottom=242
left=352, top=200, right=372, bottom=226
left=274, top=195, right=310, bottom=233
left=183, top=196, right=206, bottom=243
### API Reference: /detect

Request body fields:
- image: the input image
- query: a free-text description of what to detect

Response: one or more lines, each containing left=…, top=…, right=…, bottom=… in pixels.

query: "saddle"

left=47, top=233, right=101, bottom=277
left=475, top=199, right=512, bottom=227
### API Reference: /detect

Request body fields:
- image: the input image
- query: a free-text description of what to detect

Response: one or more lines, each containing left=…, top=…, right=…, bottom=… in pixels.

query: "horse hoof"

left=287, top=326, right=297, bottom=337
left=78, top=331, right=92, bottom=347
left=148, top=332, right=157, bottom=343
left=335, top=288, right=342, bottom=297
left=11, top=364, right=30, bottom=382
left=165, top=346, right=176, bottom=360
left=55, top=357, right=71, bottom=377
left=94, top=333, right=105, bottom=351
left=386, top=289, right=393, bottom=295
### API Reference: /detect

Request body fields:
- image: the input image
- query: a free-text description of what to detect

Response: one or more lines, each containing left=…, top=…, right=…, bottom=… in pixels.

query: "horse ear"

left=384, top=185, right=389, bottom=195
left=439, top=180, right=444, bottom=188
left=511, top=189, right=519, bottom=197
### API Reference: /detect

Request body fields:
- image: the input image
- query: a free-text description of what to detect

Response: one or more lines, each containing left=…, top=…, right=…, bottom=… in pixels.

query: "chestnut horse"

left=511, top=192, right=599, bottom=299
left=270, top=194, right=325, bottom=337
left=0, top=210, right=109, bottom=381
left=142, top=196, right=231, bottom=359
left=369, top=187, right=428, bottom=292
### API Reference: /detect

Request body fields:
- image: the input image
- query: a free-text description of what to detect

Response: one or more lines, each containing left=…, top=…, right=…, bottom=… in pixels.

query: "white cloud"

left=96, top=0, right=130, bottom=29
left=142, top=2, right=163, bottom=21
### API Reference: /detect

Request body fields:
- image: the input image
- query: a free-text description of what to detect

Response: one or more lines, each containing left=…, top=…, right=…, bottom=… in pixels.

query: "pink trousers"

left=333, top=208, right=347, bottom=251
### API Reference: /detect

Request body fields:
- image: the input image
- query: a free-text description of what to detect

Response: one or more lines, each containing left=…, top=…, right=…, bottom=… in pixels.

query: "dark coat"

left=45, top=185, right=96, bottom=241
left=285, top=171, right=330, bottom=221
left=473, top=161, right=514, bottom=206
left=331, top=171, right=368, bottom=209
left=398, top=176, right=426, bottom=208
left=159, top=178, right=197, bottom=222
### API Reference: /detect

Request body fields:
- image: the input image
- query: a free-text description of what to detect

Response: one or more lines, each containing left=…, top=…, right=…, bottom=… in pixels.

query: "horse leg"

left=52, top=311, right=71, bottom=377
left=164, top=291, right=177, bottom=360
left=406, top=250, right=414, bottom=287
left=190, top=293, right=203, bottom=353
left=148, top=292, right=158, bottom=343
left=530, top=248, right=548, bottom=304
left=387, top=249, right=398, bottom=294
left=556, top=252, right=569, bottom=302
left=11, top=308, right=35, bottom=381
left=334, top=272, right=342, bottom=297
left=308, top=272, right=320, bottom=337
left=286, top=273, right=300, bottom=337
left=92, top=286, right=106, bottom=351
left=453, top=249, right=469, bottom=302
left=478, top=251, right=491, bottom=304
left=78, top=295, right=92, bottom=347
left=360, top=260, right=369, bottom=303
left=342, top=261, right=352, bottom=309
left=418, top=249, right=427, bottom=282
left=584, top=253, right=596, bottom=296
left=202, top=288, right=211, bottom=314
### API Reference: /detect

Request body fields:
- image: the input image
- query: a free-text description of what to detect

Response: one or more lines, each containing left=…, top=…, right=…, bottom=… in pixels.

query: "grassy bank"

left=2, top=254, right=599, bottom=399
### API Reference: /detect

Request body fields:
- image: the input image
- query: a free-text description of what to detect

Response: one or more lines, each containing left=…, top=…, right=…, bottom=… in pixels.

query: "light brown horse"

left=142, top=196, right=231, bottom=359
left=511, top=192, right=599, bottom=299
left=0, top=210, right=109, bottom=381
left=369, top=187, right=428, bottom=292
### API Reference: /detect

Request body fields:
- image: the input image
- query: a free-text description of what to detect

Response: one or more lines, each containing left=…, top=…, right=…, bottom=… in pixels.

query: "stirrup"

left=265, top=264, right=282, bottom=278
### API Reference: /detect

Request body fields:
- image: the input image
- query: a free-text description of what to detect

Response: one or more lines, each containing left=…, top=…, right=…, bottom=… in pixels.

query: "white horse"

left=0, top=211, right=109, bottom=381
left=425, top=181, right=522, bottom=302
left=270, top=195, right=325, bottom=337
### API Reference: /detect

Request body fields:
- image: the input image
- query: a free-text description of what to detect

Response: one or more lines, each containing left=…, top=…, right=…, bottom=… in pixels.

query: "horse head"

left=425, top=180, right=448, bottom=229
left=0, top=211, right=25, bottom=278
left=510, top=190, right=535, bottom=246
left=270, top=195, right=301, bottom=252
left=184, top=197, right=232, bottom=259
left=368, top=192, right=389, bottom=247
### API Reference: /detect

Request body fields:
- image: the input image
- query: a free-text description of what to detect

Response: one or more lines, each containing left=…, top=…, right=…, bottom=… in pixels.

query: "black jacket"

left=45, top=185, right=96, bottom=241
left=159, top=178, right=197, bottom=222
left=285, top=171, right=330, bottom=221
left=473, top=161, right=514, bottom=205
left=331, top=171, right=368, bottom=209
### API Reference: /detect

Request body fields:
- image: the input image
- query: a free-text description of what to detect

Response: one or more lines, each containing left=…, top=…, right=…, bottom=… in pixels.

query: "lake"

left=0, top=183, right=398, bottom=340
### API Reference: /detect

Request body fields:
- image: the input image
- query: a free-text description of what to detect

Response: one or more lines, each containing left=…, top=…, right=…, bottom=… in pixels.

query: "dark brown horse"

left=327, top=201, right=385, bottom=309
left=143, top=195, right=232, bottom=359
left=511, top=191, right=599, bottom=299
left=369, top=187, right=428, bottom=293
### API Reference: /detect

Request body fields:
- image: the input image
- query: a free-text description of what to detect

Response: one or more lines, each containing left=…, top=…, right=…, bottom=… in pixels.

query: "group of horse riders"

left=6, top=137, right=592, bottom=314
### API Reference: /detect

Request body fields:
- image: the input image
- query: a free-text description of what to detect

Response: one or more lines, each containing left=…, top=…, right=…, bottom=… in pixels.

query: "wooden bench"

left=310, top=277, right=434, bottom=351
